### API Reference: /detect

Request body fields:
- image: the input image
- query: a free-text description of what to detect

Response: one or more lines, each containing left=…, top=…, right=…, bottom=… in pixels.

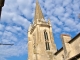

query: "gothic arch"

left=44, top=30, right=50, bottom=50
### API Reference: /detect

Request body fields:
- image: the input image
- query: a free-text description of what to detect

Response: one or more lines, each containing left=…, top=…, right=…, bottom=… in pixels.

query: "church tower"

left=28, top=0, right=57, bottom=60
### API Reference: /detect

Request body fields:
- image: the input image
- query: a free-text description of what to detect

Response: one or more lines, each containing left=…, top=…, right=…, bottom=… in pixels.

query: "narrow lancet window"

left=45, top=42, right=50, bottom=50
left=44, top=30, right=50, bottom=50
left=44, top=31, right=48, bottom=40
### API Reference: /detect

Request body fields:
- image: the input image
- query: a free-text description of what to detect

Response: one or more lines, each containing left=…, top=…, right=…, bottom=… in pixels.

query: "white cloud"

left=76, top=23, right=80, bottom=31
left=63, top=0, right=71, bottom=6
left=0, top=24, right=5, bottom=31
left=54, top=6, right=65, bottom=16
left=63, top=27, right=71, bottom=32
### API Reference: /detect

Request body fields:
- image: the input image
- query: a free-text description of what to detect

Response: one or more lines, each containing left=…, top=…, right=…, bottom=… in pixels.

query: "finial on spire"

left=48, top=18, right=51, bottom=26
left=48, top=18, right=50, bottom=23
left=36, top=0, right=38, bottom=2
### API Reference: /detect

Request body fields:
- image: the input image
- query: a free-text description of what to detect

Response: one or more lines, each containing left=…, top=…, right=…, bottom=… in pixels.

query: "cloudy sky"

left=0, top=0, right=80, bottom=60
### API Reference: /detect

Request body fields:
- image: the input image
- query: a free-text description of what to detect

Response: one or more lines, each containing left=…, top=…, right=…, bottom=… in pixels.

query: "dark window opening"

left=44, top=31, right=48, bottom=40
left=45, top=42, right=50, bottom=50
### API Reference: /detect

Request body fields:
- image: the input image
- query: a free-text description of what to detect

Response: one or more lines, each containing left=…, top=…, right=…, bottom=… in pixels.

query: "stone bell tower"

left=28, top=0, right=57, bottom=60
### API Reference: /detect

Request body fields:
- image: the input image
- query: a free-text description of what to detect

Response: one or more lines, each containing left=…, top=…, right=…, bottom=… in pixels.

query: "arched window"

left=44, top=31, right=48, bottom=40
left=44, top=30, right=50, bottom=50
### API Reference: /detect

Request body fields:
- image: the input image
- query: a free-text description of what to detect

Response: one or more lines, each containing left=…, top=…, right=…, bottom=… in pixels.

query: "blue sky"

left=0, top=0, right=80, bottom=60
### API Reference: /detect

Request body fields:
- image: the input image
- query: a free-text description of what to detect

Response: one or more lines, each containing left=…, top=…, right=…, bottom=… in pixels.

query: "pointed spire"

left=33, top=0, right=44, bottom=24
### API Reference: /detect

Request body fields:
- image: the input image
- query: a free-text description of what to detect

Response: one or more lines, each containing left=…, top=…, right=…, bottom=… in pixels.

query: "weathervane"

left=0, top=0, right=5, bottom=19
